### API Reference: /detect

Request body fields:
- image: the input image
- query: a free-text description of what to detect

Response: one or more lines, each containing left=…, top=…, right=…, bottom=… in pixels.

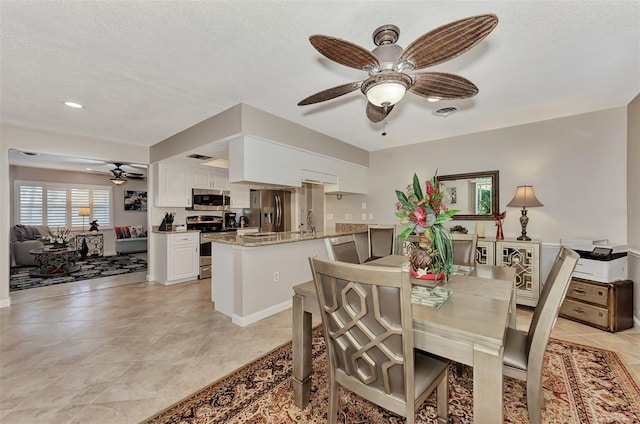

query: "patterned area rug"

left=10, top=254, right=147, bottom=291
left=144, top=326, right=640, bottom=423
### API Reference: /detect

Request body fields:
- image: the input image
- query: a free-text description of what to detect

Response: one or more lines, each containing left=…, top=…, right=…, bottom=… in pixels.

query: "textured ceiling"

left=1, top=1, right=639, bottom=156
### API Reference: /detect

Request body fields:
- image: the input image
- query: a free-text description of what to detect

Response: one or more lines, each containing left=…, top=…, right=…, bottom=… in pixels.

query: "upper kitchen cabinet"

left=229, top=136, right=367, bottom=194
left=153, top=163, right=192, bottom=207
left=192, top=168, right=230, bottom=190
left=230, top=183, right=251, bottom=208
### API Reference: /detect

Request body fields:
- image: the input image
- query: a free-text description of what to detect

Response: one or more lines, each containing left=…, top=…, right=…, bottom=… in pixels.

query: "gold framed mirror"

left=438, top=170, right=499, bottom=220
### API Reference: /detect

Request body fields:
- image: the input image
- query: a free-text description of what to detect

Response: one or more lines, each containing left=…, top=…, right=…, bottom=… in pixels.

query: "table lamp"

left=79, top=207, right=91, bottom=232
left=506, top=185, right=543, bottom=241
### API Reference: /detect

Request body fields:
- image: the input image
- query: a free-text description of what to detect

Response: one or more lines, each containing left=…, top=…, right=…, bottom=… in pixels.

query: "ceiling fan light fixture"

left=110, top=177, right=127, bottom=185
left=365, top=82, right=407, bottom=107
left=427, top=97, right=440, bottom=102
left=361, top=73, right=412, bottom=107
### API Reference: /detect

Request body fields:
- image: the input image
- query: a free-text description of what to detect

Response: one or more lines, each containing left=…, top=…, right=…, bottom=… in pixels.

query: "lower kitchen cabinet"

left=156, top=231, right=200, bottom=285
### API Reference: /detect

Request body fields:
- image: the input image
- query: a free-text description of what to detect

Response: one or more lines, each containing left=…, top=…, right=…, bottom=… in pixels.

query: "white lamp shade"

left=507, top=185, right=543, bottom=208
left=365, top=82, right=407, bottom=107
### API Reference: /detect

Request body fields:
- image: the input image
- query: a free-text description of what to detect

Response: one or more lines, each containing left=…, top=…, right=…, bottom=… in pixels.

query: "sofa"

left=114, top=225, right=148, bottom=254
left=10, top=225, right=50, bottom=266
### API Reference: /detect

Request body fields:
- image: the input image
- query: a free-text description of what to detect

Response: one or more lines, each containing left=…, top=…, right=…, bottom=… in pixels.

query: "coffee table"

left=28, top=247, right=80, bottom=277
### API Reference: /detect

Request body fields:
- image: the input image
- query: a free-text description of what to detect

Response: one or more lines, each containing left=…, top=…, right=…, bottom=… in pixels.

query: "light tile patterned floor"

left=1, top=271, right=638, bottom=423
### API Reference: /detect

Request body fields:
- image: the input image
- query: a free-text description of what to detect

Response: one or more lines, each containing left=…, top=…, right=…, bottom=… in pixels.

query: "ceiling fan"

left=110, top=163, right=127, bottom=185
left=298, top=14, right=499, bottom=122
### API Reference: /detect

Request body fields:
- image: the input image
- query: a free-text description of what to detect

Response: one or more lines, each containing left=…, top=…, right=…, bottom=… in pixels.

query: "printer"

left=560, top=238, right=627, bottom=283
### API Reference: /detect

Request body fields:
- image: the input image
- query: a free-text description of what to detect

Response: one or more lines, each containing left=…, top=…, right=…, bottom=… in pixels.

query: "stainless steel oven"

left=186, top=215, right=224, bottom=279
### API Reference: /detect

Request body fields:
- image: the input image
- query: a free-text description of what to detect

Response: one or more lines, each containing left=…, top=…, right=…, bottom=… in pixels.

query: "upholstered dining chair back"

left=451, top=233, right=477, bottom=266
left=325, top=235, right=361, bottom=264
left=308, top=257, right=449, bottom=424
left=365, top=225, right=396, bottom=262
left=502, top=246, right=579, bottom=424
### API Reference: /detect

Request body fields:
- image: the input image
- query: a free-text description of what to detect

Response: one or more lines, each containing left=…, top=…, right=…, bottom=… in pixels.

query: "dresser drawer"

left=560, top=299, right=609, bottom=328
left=566, top=279, right=608, bottom=307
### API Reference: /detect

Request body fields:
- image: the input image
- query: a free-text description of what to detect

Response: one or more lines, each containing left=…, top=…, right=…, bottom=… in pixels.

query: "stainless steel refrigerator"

left=248, top=189, right=291, bottom=232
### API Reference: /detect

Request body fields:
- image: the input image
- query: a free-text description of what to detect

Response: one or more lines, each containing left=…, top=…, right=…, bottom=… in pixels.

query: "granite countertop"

left=201, top=230, right=365, bottom=247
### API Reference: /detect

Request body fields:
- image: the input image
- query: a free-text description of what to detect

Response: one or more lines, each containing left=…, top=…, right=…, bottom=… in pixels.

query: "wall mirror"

left=438, top=170, right=499, bottom=220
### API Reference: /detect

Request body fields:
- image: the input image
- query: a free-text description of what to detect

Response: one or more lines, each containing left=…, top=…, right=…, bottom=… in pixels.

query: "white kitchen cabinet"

left=192, top=168, right=229, bottom=190
left=153, top=163, right=191, bottom=207
left=213, top=175, right=230, bottom=190
left=156, top=232, right=200, bottom=285
left=230, top=183, right=250, bottom=208
left=192, top=168, right=212, bottom=189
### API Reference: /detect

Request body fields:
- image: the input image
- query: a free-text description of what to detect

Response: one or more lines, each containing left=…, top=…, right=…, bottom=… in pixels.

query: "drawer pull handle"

left=572, top=288, right=587, bottom=296
left=572, top=307, right=585, bottom=314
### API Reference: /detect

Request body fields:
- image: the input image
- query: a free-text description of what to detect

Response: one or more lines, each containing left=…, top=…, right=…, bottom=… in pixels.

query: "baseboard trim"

left=232, top=299, right=292, bottom=327
left=0, top=297, right=11, bottom=308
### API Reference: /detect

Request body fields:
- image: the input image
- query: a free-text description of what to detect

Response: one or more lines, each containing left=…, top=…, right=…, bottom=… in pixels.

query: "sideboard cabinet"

left=476, top=238, right=541, bottom=307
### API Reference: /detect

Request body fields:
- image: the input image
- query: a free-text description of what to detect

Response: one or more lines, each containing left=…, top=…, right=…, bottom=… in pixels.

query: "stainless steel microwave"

left=191, top=189, right=230, bottom=211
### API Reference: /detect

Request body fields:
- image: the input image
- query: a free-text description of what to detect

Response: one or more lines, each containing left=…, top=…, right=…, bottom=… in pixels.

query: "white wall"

left=326, top=107, right=628, bottom=246
left=1, top=124, right=150, bottom=307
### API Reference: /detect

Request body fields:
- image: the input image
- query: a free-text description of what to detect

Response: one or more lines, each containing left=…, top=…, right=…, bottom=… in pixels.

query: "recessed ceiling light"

left=427, top=97, right=440, bottom=102
left=64, top=101, right=84, bottom=109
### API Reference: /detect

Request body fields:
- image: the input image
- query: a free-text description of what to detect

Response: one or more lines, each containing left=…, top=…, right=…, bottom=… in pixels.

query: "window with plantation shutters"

left=18, top=185, right=44, bottom=225
left=47, top=187, right=68, bottom=228
left=14, top=181, right=113, bottom=230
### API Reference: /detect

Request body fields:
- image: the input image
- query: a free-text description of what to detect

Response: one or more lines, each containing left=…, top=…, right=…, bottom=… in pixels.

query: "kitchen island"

left=202, top=230, right=366, bottom=326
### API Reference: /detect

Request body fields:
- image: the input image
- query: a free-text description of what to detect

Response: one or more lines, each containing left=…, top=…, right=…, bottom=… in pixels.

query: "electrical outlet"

left=362, top=213, right=367, bottom=220
left=345, top=213, right=352, bottom=220
left=369, top=213, right=374, bottom=220
left=362, top=202, right=367, bottom=210
left=273, top=272, right=280, bottom=283
left=327, top=213, right=334, bottom=220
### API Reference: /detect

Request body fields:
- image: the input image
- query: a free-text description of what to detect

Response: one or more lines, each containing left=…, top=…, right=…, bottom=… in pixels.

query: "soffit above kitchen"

left=1, top=1, right=638, bottom=153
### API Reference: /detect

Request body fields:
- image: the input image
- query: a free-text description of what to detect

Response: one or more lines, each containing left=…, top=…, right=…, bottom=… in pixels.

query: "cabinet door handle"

left=572, top=287, right=587, bottom=296
left=572, top=307, right=585, bottom=314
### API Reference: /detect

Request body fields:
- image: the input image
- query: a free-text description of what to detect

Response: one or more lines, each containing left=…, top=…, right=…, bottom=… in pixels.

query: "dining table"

left=292, top=255, right=516, bottom=423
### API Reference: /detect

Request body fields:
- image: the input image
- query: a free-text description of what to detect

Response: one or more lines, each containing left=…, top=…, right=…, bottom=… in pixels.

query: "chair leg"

left=527, top=378, right=543, bottom=424
left=436, top=372, right=449, bottom=424
left=327, top=377, right=338, bottom=424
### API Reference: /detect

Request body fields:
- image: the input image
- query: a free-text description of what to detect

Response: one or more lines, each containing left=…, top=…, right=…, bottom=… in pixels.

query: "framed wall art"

left=124, top=190, right=148, bottom=211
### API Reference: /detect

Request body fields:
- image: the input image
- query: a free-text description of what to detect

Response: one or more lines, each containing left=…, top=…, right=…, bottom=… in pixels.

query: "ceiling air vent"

left=187, top=153, right=213, bottom=160
left=432, top=107, right=457, bottom=117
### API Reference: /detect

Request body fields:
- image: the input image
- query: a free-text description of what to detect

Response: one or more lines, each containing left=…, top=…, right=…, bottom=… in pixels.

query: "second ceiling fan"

left=298, top=14, right=499, bottom=122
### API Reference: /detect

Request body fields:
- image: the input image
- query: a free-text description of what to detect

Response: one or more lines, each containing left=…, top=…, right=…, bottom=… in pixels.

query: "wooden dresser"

left=559, top=277, right=634, bottom=332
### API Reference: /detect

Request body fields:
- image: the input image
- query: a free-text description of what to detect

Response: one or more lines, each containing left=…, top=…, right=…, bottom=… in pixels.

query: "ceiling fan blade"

left=398, top=14, right=498, bottom=70
left=309, top=35, right=380, bottom=70
left=410, top=72, right=478, bottom=99
left=298, top=81, right=362, bottom=106
left=366, top=102, right=394, bottom=123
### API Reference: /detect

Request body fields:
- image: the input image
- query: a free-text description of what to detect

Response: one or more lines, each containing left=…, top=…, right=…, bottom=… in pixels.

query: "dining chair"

left=451, top=233, right=477, bottom=266
left=502, top=246, right=579, bottom=424
left=308, top=257, right=450, bottom=424
left=325, top=234, right=362, bottom=264
left=365, top=225, right=396, bottom=262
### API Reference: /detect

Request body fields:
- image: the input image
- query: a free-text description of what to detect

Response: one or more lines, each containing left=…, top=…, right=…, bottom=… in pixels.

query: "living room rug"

left=9, top=254, right=147, bottom=291
left=144, top=326, right=640, bottom=424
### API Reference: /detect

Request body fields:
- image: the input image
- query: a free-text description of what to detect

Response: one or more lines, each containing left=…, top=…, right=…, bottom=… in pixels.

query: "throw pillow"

left=129, top=225, right=147, bottom=238
left=114, top=226, right=131, bottom=239
left=14, top=225, right=42, bottom=241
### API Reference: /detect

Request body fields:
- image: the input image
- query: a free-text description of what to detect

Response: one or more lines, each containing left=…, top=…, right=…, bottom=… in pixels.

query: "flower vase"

left=409, top=234, right=445, bottom=280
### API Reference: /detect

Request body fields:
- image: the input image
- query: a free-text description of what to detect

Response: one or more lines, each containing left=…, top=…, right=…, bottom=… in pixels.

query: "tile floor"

left=1, top=271, right=639, bottom=423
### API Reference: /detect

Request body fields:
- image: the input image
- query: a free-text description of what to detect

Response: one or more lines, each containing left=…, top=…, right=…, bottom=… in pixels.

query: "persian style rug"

left=144, top=326, right=640, bottom=424
left=9, top=254, right=147, bottom=291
